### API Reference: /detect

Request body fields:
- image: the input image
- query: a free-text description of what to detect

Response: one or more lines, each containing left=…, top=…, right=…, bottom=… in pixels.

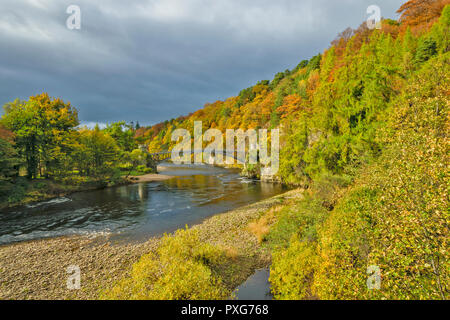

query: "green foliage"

left=103, top=121, right=137, bottom=152
left=269, top=110, right=280, bottom=128
left=220, top=106, right=231, bottom=118
left=122, top=149, right=150, bottom=176
left=101, top=228, right=231, bottom=300
left=293, top=59, right=309, bottom=73
left=257, top=80, right=270, bottom=86
left=279, top=118, right=309, bottom=185
left=307, top=54, right=321, bottom=72
left=241, top=163, right=261, bottom=179
left=2, top=177, right=28, bottom=203
left=270, top=53, right=450, bottom=300
left=415, top=37, right=438, bottom=63
left=270, top=237, right=317, bottom=299
left=71, top=126, right=119, bottom=178
left=235, top=86, right=256, bottom=108
left=430, top=5, right=450, bottom=54
left=0, top=137, right=20, bottom=181
left=267, top=175, right=351, bottom=299
left=1, top=93, right=79, bottom=179
left=270, top=72, right=287, bottom=90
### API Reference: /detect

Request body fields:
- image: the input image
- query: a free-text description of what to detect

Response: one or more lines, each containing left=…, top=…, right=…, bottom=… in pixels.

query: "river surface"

left=235, top=268, right=273, bottom=300
left=0, top=164, right=286, bottom=245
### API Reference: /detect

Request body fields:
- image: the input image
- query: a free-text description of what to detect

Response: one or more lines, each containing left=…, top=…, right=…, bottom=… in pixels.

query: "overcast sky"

left=0, top=0, right=404, bottom=126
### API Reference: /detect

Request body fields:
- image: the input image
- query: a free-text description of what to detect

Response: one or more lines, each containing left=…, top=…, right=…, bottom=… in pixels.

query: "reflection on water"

left=235, top=268, right=273, bottom=300
left=0, top=164, right=286, bottom=245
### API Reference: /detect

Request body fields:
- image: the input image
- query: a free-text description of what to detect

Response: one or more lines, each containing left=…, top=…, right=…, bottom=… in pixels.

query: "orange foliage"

left=307, top=71, right=320, bottom=98
left=276, top=94, right=303, bottom=118
left=398, top=0, right=450, bottom=29
left=0, top=124, right=14, bottom=142
left=381, top=21, right=401, bottom=38
left=134, top=127, right=147, bottom=139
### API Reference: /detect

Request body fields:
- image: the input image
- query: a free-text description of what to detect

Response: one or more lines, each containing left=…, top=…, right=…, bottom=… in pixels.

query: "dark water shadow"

left=235, top=268, right=273, bottom=300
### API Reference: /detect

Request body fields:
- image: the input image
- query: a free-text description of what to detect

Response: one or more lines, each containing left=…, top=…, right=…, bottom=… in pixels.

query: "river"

left=0, top=164, right=286, bottom=245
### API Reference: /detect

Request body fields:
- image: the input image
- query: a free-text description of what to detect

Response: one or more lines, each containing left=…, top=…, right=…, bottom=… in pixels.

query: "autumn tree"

left=397, top=0, right=450, bottom=29
left=72, top=126, right=119, bottom=177
left=1, top=94, right=79, bottom=179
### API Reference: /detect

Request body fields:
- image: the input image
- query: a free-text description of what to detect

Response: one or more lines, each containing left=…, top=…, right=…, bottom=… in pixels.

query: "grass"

left=248, top=206, right=282, bottom=243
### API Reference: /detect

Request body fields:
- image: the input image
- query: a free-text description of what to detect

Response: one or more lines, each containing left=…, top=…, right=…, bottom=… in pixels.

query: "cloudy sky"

left=0, top=0, right=404, bottom=126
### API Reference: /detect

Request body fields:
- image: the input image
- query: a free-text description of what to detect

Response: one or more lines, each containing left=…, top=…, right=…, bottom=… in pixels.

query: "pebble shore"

left=0, top=189, right=302, bottom=300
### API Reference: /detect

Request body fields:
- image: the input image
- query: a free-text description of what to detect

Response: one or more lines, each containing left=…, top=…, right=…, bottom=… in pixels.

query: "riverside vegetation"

left=1, top=0, right=449, bottom=300
left=0, top=98, right=155, bottom=208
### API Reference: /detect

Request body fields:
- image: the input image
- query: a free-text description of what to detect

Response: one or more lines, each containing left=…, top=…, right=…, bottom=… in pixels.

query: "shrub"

left=2, top=177, right=28, bottom=203
left=101, top=228, right=231, bottom=300
left=270, top=236, right=318, bottom=300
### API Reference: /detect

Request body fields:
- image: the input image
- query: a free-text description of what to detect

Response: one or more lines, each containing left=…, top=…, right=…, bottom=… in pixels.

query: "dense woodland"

left=1, top=0, right=449, bottom=299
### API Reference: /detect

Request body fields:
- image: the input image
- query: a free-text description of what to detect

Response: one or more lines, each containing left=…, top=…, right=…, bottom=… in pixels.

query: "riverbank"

left=0, top=189, right=302, bottom=300
left=127, top=173, right=173, bottom=183
left=0, top=172, right=175, bottom=211
left=0, top=179, right=112, bottom=211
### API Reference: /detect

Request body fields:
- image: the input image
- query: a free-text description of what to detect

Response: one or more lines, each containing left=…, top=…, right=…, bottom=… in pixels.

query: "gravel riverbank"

left=0, top=189, right=302, bottom=300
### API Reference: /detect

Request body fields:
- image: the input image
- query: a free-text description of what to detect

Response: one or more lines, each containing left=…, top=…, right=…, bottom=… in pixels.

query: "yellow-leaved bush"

left=269, top=236, right=317, bottom=300
left=101, top=228, right=231, bottom=300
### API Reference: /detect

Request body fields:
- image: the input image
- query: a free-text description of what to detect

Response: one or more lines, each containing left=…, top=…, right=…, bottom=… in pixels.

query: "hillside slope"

left=129, top=2, right=449, bottom=299
left=136, top=1, right=449, bottom=187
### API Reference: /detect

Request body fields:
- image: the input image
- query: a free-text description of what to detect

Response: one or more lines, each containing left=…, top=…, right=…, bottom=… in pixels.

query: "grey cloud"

left=0, top=0, right=404, bottom=126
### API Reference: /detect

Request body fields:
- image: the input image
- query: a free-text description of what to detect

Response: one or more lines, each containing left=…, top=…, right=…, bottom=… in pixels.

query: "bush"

left=101, top=228, right=231, bottom=300
left=270, top=236, right=317, bottom=300
left=3, top=177, right=28, bottom=204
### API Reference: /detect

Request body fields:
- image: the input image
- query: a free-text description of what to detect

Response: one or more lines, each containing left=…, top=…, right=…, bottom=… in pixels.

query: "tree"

left=103, top=121, right=137, bottom=152
left=74, top=126, right=119, bottom=177
left=125, top=149, right=147, bottom=177
left=430, top=4, right=450, bottom=53
left=1, top=93, right=79, bottom=179
left=397, top=0, right=449, bottom=28
left=415, top=37, right=438, bottom=62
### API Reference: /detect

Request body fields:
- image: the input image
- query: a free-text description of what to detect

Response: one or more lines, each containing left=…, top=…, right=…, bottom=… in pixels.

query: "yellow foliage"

left=270, top=236, right=318, bottom=300
left=101, top=228, right=231, bottom=300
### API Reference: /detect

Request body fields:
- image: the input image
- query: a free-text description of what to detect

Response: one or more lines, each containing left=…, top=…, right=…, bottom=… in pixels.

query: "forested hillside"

left=112, top=0, right=449, bottom=299
left=136, top=0, right=449, bottom=184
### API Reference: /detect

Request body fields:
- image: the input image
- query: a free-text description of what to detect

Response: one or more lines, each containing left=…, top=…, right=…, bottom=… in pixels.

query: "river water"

left=0, top=164, right=286, bottom=245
